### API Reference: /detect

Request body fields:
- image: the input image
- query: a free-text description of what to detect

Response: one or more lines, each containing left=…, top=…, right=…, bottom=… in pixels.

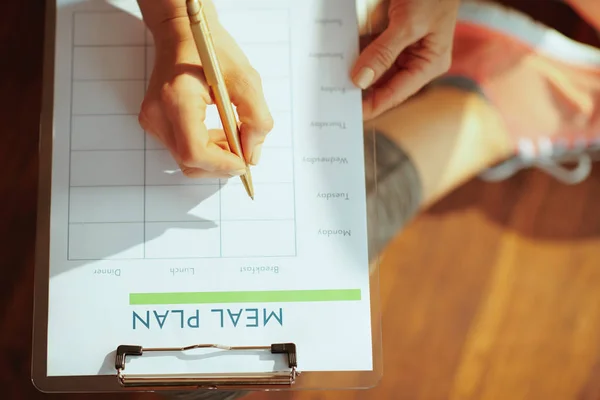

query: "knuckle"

left=387, top=2, right=410, bottom=21
left=178, top=146, right=206, bottom=168
left=218, top=161, right=236, bottom=173
left=180, top=166, right=197, bottom=178
left=260, top=115, right=275, bottom=134
left=226, top=67, right=261, bottom=97
left=379, top=85, right=396, bottom=105
left=396, top=24, right=415, bottom=39
left=159, top=81, right=178, bottom=106
left=371, top=86, right=399, bottom=116
left=138, top=105, right=151, bottom=131
left=265, top=117, right=275, bottom=133
left=138, top=99, right=161, bottom=132
left=159, top=77, right=196, bottom=105
left=370, top=41, right=397, bottom=68
left=247, top=66, right=262, bottom=85
left=406, top=24, right=427, bottom=40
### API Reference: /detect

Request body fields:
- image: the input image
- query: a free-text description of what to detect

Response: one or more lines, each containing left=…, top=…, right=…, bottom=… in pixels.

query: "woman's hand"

left=138, top=0, right=273, bottom=178
left=352, top=0, right=460, bottom=120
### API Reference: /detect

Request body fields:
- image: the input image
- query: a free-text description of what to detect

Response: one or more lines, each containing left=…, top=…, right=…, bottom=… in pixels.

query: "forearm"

left=137, top=0, right=186, bottom=30
left=137, top=0, right=219, bottom=46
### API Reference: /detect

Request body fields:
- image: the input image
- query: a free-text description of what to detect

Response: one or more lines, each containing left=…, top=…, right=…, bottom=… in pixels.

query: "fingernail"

left=230, top=168, right=247, bottom=177
left=354, top=67, right=375, bottom=89
left=250, top=144, right=263, bottom=165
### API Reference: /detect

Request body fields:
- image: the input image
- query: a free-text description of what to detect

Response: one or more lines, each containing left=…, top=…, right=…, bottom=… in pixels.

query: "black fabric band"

left=364, top=130, right=423, bottom=259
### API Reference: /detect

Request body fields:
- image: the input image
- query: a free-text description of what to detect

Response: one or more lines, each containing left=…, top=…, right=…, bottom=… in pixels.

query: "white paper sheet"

left=47, top=0, right=372, bottom=377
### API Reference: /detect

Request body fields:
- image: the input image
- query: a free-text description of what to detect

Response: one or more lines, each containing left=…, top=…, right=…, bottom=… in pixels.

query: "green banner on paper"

left=129, top=289, right=362, bottom=305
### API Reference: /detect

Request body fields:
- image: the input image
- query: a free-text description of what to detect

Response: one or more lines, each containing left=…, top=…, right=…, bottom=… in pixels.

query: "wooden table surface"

left=2, top=1, right=600, bottom=399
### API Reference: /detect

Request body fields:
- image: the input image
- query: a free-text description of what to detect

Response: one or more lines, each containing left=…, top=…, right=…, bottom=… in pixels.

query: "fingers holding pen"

left=162, top=78, right=246, bottom=171
left=229, top=68, right=274, bottom=166
left=140, top=65, right=247, bottom=179
left=139, top=10, right=274, bottom=179
left=217, top=34, right=275, bottom=166
left=175, top=129, right=246, bottom=179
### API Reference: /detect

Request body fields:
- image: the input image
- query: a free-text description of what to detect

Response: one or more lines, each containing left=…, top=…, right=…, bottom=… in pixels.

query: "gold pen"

left=186, top=0, right=254, bottom=200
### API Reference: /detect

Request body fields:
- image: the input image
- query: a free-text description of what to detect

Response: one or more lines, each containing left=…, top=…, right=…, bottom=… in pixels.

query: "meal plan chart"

left=47, top=0, right=372, bottom=376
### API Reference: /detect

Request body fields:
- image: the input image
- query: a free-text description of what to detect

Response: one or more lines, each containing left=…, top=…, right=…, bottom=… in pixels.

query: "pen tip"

left=240, top=174, right=254, bottom=200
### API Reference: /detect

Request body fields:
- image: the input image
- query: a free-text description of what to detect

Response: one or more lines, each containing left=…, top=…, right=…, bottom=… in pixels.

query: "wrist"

left=152, top=17, right=193, bottom=49
left=137, top=0, right=187, bottom=46
left=137, top=0, right=218, bottom=48
left=138, top=0, right=185, bottom=30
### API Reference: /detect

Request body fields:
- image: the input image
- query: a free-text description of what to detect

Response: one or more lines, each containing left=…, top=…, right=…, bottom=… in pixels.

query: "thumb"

left=351, top=25, right=409, bottom=89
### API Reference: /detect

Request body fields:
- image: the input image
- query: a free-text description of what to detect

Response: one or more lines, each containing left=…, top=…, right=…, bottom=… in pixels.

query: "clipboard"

left=32, top=0, right=384, bottom=393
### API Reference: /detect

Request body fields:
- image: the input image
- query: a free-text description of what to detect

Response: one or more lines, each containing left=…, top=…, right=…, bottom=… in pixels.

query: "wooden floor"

left=2, top=1, right=600, bottom=399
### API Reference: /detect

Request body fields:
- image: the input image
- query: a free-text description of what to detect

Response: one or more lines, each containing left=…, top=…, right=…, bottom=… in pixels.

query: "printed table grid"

left=66, top=10, right=297, bottom=261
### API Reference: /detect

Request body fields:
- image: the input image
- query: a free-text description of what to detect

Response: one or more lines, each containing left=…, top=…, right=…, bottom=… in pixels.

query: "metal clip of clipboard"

left=114, top=342, right=299, bottom=389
